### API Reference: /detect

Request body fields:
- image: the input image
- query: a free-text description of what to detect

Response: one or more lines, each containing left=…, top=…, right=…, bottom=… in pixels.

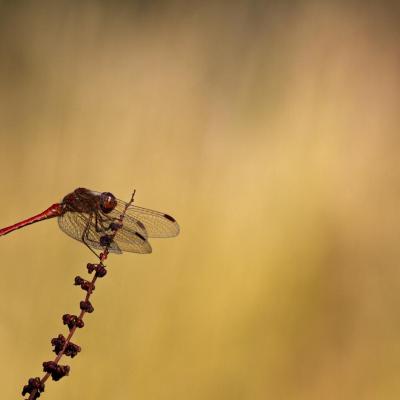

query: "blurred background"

left=1, top=1, right=400, bottom=399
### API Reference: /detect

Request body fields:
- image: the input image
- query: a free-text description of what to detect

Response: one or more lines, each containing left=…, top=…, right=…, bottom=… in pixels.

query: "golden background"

left=1, top=1, right=400, bottom=399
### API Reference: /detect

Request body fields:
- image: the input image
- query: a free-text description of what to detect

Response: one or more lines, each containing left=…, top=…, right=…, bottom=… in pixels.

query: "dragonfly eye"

left=100, top=192, right=117, bottom=214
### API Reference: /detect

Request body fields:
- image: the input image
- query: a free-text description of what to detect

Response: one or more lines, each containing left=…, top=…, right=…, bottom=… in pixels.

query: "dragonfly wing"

left=113, top=200, right=180, bottom=238
left=83, top=216, right=122, bottom=254
left=58, top=211, right=122, bottom=254
left=112, top=226, right=152, bottom=254
left=99, top=206, right=149, bottom=239
left=91, top=209, right=152, bottom=253
left=128, top=205, right=180, bottom=238
left=58, top=211, right=89, bottom=243
left=84, top=211, right=152, bottom=254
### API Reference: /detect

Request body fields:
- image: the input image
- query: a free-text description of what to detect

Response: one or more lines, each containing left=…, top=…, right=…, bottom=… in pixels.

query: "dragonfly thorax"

left=62, top=188, right=101, bottom=214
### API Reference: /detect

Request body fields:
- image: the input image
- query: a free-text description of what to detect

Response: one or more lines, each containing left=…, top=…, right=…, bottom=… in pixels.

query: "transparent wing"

left=60, top=211, right=153, bottom=254
left=82, top=214, right=123, bottom=254
left=58, top=211, right=122, bottom=254
left=100, top=204, right=149, bottom=239
left=112, top=226, right=152, bottom=254
left=57, top=211, right=87, bottom=242
left=83, top=209, right=152, bottom=253
left=83, top=221, right=152, bottom=254
left=113, top=199, right=180, bottom=238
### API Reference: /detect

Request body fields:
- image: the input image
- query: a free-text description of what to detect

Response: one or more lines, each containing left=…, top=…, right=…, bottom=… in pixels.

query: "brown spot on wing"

left=135, top=232, right=146, bottom=241
left=163, top=214, right=176, bottom=222
left=137, top=220, right=146, bottom=230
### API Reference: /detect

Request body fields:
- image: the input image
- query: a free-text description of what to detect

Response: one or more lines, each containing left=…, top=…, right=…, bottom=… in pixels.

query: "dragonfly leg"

left=94, top=213, right=111, bottom=233
left=97, top=213, right=115, bottom=232
left=94, top=213, right=101, bottom=232
left=81, top=213, right=101, bottom=259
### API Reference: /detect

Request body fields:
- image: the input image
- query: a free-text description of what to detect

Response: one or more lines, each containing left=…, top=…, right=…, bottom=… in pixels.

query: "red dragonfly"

left=0, top=188, right=179, bottom=254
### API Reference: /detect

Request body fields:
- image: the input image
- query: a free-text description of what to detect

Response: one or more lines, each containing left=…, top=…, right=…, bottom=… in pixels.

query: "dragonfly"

left=0, top=188, right=179, bottom=255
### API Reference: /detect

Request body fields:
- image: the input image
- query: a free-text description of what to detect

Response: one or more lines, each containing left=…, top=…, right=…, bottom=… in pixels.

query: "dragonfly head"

left=99, top=192, right=117, bottom=214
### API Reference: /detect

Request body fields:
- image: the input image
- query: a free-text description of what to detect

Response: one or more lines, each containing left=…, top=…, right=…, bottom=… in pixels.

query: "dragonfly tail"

left=0, top=203, right=63, bottom=237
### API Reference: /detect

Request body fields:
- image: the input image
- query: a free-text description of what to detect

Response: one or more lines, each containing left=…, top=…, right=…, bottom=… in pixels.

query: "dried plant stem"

left=26, top=272, right=98, bottom=400
left=23, top=191, right=136, bottom=400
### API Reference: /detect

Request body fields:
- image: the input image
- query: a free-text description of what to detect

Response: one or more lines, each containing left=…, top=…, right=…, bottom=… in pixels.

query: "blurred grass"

left=1, top=1, right=400, bottom=399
